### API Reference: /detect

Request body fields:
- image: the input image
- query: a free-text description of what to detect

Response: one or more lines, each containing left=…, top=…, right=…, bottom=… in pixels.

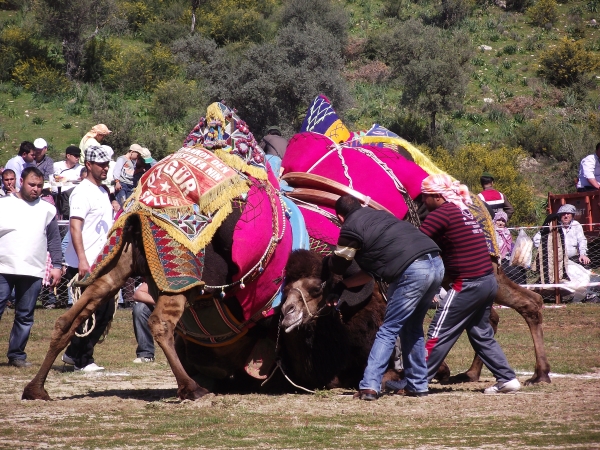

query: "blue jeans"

left=0, top=274, right=42, bottom=361
left=116, top=183, right=134, bottom=207
left=133, top=302, right=155, bottom=358
left=359, top=254, right=444, bottom=393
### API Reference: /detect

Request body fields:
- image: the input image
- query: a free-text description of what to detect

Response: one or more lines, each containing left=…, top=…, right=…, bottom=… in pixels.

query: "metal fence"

left=502, top=223, right=600, bottom=304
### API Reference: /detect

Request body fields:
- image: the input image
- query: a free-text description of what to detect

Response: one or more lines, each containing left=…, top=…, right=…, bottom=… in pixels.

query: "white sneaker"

left=484, top=378, right=521, bottom=394
left=133, top=357, right=155, bottom=364
left=75, top=363, right=105, bottom=372
left=61, top=354, right=75, bottom=365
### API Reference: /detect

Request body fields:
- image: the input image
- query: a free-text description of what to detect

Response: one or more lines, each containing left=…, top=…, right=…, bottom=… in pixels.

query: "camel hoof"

left=22, top=384, right=51, bottom=401
left=524, top=374, right=551, bottom=386
left=177, top=384, right=210, bottom=401
left=445, top=372, right=480, bottom=384
left=433, top=365, right=450, bottom=383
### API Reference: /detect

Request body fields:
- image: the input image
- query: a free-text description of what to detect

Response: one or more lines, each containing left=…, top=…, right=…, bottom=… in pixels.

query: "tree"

left=32, top=0, right=115, bottom=80
left=172, top=21, right=351, bottom=136
left=379, top=19, right=473, bottom=136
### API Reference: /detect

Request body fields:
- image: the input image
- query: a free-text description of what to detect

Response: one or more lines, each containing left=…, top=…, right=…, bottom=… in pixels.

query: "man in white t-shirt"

left=0, top=167, right=62, bottom=368
left=577, top=143, right=600, bottom=192
left=61, top=145, right=115, bottom=372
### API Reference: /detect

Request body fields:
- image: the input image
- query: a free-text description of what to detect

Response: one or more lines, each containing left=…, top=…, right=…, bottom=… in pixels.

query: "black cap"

left=66, top=145, right=81, bottom=157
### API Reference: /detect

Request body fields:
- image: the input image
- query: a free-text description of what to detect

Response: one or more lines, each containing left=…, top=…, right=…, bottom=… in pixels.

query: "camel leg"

left=148, top=289, right=209, bottom=400
left=22, top=246, right=133, bottom=400
left=493, top=269, right=551, bottom=384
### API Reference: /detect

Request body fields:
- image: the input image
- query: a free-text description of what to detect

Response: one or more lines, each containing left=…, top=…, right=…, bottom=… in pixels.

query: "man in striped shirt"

left=419, top=174, right=521, bottom=395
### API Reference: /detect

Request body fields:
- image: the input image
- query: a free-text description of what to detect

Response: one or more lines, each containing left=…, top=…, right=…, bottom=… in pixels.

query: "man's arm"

left=133, top=283, right=155, bottom=306
left=70, top=217, right=89, bottom=277
left=46, top=217, right=63, bottom=287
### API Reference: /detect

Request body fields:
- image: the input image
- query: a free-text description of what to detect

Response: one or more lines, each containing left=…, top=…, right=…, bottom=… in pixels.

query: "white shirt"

left=64, top=179, right=114, bottom=268
left=0, top=194, right=57, bottom=278
left=5, top=155, right=34, bottom=189
left=53, top=160, right=82, bottom=182
left=533, top=219, right=588, bottom=258
left=577, top=154, right=600, bottom=189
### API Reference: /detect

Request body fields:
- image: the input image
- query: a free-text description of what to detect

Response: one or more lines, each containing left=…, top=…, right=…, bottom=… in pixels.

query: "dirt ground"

left=1, top=363, right=599, bottom=449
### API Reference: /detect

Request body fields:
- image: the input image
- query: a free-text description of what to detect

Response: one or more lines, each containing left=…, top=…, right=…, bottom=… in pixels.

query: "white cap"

left=34, top=138, right=47, bottom=149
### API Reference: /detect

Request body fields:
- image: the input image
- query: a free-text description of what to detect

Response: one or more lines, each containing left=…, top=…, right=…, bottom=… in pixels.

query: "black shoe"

left=9, top=359, right=32, bottom=368
left=353, top=389, right=378, bottom=401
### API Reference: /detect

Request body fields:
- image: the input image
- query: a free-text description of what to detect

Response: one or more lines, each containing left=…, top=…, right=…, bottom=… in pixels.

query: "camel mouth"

left=282, top=314, right=303, bottom=333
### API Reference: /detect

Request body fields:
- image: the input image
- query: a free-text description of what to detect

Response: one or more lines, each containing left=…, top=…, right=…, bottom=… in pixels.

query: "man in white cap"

left=33, top=138, right=54, bottom=181
left=533, top=203, right=590, bottom=265
left=61, top=145, right=115, bottom=372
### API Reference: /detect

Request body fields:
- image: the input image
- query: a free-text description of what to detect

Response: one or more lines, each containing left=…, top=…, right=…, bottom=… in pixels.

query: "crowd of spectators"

left=0, top=128, right=156, bottom=369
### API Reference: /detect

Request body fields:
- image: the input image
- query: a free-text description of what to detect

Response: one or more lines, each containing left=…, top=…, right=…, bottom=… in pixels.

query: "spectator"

left=61, top=145, right=115, bottom=372
left=576, top=142, right=600, bottom=192
left=0, top=167, right=62, bottom=368
left=477, top=172, right=515, bottom=221
left=33, top=138, right=54, bottom=181
left=0, top=169, right=17, bottom=196
left=533, top=204, right=590, bottom=266
left=79, top=124, right=111, bottom=164
left=53, top=146, right=83, bottom=219
left=5, top=141, right=35, bottom=190
left=132, top=147, right=154, bottom=187
left=420, top=174, right=521, bottom=395
left=259, top=126, right=288, bottom=159
left=113, top=144, right=141, bottom=207
left=132, top=283, right=155, bottom=364
left=494, top=211, right=527, bottom=285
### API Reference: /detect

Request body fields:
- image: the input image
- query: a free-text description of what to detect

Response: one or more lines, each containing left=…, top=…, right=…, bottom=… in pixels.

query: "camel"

left=279, top=250, right=399, bottom=389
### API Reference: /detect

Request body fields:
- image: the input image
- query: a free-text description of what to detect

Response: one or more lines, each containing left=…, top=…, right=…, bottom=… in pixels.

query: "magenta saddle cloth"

left=281, top=131, right=428, bottom=248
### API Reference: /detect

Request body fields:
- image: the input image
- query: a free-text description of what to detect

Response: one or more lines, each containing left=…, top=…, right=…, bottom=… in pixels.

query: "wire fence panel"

left=502, top=224, right=600, bottom=304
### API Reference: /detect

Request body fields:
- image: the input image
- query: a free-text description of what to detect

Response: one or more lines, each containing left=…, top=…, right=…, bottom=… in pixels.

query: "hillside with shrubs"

left=1, top=0, right=600, bottom=224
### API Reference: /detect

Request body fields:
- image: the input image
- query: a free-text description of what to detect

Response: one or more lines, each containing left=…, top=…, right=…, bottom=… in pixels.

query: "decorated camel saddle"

left=85, top=103, right=292, bottom=348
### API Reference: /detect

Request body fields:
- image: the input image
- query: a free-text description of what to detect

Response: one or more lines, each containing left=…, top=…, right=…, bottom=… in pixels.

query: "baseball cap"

left=34, top=138, right=47, bottom=149
left=85, top=145, right=112, bottom=163
left=129, top=143, right=144, bottom=153
left=138, top=147, right=153, bottom=163
left=100, top=144, right=114, bottom=160
left=65, top=145, right=81, bottom=157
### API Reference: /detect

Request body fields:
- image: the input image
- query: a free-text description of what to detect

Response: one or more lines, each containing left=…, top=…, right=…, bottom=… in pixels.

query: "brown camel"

left=23, top=213, right=245, bottom=401
left=279, top=250, right=400, bottom=389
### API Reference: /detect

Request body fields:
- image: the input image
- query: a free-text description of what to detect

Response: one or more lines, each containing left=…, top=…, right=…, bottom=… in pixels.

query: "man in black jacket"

left=328, top=195, right=444, bottom=400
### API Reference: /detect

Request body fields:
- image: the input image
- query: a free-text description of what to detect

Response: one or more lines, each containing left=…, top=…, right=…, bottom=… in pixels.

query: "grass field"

left=0, top=304, right=598, bottom=448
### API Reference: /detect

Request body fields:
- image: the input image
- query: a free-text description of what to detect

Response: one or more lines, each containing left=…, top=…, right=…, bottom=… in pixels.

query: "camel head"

left=281, top=250, right=329, bottom=333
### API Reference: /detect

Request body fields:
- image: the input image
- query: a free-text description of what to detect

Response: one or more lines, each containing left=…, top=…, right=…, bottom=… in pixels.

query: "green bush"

left=120, top=1, right=155, bottom=32
left=0, top=26, right=48, bottom=82
left=431, top=144, right=536, bottom=224
left=538, top=38, right=599, bottom=87
left=151, top=79, right=195, bottom=124
left=527, top=0, right=559, bottom=27
left=139, top=21, right=189, bottom=44
left=436, top=0, right=474, bottom=27
left=81, top=37, right=119, bottom=83
left=102, top=43, right=179, bottom=93
left=11, top=58, right=69, bottom=98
